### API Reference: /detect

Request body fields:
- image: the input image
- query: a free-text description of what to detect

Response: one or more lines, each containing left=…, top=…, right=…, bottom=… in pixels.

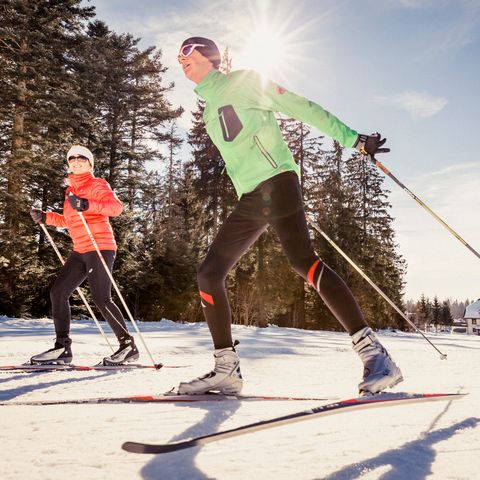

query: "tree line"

left=1, top=0, right=408, bottom=331
left=405, top=296, right=471, bottom=330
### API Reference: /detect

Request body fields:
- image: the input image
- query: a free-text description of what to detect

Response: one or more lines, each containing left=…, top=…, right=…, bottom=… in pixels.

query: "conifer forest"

left=1, top=0, right=434, bottom=331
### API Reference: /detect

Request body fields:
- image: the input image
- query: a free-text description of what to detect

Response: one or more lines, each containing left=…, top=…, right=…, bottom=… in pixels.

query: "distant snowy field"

left=0, top=316, right=478, bottom=480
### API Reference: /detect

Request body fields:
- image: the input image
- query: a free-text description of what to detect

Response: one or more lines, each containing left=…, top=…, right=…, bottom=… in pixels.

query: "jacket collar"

left=66, top=171, right=94, bottom=190
left=194, top=69, right=223, bottom=101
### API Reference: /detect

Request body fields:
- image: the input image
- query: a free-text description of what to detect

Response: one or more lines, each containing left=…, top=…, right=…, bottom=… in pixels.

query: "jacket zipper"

left=254, top=136, right=278, bottom=169
left=218, top=110, right=230, bottom=139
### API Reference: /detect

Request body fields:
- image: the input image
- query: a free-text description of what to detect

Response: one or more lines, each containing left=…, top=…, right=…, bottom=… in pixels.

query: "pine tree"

left=0, top=0, right=95, bottom=315
left=276, top=118, right=326, bottom=329
left=69, top=22, right=183, bottom=316
left=417, top=294, right=432, bottom=329
left=343, top=151, right=406, bottom=329
left=305, top=141, right=360, bottom=330
left=440, top=300, right=453, bottom=329
left=0, top=4, right=186, bottom=318
left=431, top=296, right=441, bottom=330
left=164, top=122, right=183, bottom=229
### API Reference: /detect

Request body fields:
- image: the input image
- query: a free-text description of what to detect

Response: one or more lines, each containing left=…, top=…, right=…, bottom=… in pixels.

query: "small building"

left=463, top=299, right=480, bottom=335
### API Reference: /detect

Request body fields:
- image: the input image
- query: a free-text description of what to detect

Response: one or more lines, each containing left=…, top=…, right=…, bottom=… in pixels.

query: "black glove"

left=354, top=132, right=390, bottom=156
left=68, top=194, right=89, bottom=212
left=30, top=209, right=46, bottom=224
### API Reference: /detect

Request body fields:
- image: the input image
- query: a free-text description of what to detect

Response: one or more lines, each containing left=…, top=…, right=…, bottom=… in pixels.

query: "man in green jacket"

left=177, top=37, right=403, bottom=396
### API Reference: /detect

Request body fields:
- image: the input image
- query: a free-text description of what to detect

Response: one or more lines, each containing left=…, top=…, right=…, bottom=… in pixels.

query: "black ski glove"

left=354, top=132, right=390, bottom=156
left=30, top=209, right=46, bottom=224
left=68, top=194, right=89, bottom=212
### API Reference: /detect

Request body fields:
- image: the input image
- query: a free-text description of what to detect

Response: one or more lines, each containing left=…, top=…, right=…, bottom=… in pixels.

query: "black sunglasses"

left=68, top=155, right=90, bottom=162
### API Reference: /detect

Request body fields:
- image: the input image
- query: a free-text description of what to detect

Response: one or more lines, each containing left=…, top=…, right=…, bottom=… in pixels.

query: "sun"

left=235, top=5, right=314, bottom=87
left=242, top=24, right=290, bottom=81
left=231, top=2, right=331, bottom=89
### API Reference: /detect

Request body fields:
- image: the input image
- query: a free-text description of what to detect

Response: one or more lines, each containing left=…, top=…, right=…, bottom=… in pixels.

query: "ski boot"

left=30, top=336, right=73, bottom=364
left=102, top=334, right=139, bottom=366
left=352, top=327, right=403, bottom=395
left=178, top=344, right=243, bottom=395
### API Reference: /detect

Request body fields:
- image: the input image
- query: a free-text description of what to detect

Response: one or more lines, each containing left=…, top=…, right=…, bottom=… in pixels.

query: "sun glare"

left=235, top=4, right=314, bottom=87
left=232, top=2, right=331, bottom=89
left=242, top=25, right=289, bottom=81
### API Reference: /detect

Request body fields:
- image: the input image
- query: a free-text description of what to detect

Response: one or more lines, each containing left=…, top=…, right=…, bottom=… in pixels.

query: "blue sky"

left=86, top=0, right=480, bottom=302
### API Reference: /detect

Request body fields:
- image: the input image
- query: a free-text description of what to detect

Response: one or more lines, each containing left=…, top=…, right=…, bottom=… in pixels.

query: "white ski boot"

left=30, top=337, right=73, bottom=364
left=178, top=346, right=243, bottom=395
left=102, top=334, right=139, bottom=366
left=352, top=327, right=403, bottom=395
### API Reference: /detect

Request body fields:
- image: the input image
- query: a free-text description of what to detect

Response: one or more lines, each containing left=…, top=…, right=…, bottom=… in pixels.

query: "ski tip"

left=122, top=440, right=195, bottom=454
left=122, top=441, right=180, bottom=454
left=122, top=441, right=149, bottom=453
left=356, top=392, right=468, bottom=402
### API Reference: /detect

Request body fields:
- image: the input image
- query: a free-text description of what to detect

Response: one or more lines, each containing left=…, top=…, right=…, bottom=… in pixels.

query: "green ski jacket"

left=194, top=69, right=359, bottom=198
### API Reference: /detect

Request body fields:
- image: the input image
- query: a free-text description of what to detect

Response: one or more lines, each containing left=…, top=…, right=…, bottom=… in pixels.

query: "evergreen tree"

left=417, top=294, right=432, bottom=328
left=440, top=300, right=453, bottom=328
left=76, top=21, right=182, bottom=190
left=343, top=151, right=406, bottom=329
left=0, top=4, right=184, bottom=319
left=164, top=121, right=183, bottom=229
left=0, top=0, right=94, bottom=315
left=306, top=141, right=358, bottom=330
left=431, top=296, right=441, bottom=329
left=277, top=118, right=325, bottom=329
left=67, top=21, right=183, bottom=318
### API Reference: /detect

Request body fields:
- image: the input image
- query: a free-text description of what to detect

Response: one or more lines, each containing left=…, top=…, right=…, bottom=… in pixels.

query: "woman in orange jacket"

left=30, top=145, right=138, bottom=366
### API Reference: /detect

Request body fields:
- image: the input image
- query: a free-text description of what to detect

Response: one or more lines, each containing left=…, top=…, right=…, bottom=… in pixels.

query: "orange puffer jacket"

left=46, top=172, right=123, bottom=254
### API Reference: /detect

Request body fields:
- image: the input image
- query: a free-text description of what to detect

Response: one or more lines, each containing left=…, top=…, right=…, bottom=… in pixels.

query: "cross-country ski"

left=122, top=393, right=466, bottom=454
left=0, top=363, right=187, bottom=373
left=0, top=392, right=336, bottom=406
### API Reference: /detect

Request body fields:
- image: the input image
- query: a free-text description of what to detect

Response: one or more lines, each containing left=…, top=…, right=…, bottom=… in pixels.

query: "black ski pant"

left=197, top=171, right=368, bottom=349
left=50, top=250, right=129, bottom=340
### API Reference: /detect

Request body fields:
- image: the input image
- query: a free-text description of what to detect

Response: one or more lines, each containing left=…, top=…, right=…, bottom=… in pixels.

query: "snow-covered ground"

left=0, top=316, right=478, bottom=480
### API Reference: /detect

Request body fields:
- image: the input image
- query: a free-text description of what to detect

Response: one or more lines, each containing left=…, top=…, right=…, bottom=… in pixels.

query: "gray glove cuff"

left=354, top=134, right=369, bottom=154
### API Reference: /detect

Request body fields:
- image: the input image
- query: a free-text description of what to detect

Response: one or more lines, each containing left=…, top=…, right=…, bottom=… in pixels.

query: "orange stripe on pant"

left=307, top=259, right=321, bottom=289
left=199, top=290, right=214, bottom=305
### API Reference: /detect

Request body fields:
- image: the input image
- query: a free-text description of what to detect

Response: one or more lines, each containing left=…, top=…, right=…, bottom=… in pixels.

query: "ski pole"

left=76, top=210, right=162, bottom=369
left=307, top=215, right=447, bottom=360
left=366, top=154, right=480, bottom=261
left=39, top=222, right=114, bottom=352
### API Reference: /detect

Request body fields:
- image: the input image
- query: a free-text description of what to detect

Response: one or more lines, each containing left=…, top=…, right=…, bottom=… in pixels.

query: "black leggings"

left=50, top=250, right=128, bottom=340
left=197, top=172, right=367, bottom=349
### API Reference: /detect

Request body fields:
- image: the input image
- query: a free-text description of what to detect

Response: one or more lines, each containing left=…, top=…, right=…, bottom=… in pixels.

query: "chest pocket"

left=218, top=105, right=243, bottom=142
